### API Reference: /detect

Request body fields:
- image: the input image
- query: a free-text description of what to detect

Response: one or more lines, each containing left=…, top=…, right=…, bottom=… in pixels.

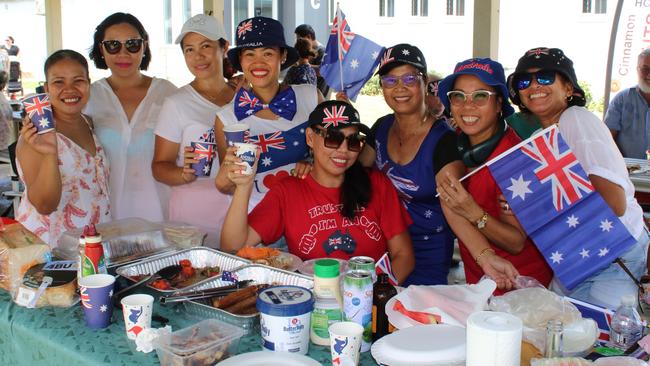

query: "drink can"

left=82, top=243, right=106, bottom=277
left=343, top=270, right=373, bottom=352
left=349, top=256, right=376, bottom=282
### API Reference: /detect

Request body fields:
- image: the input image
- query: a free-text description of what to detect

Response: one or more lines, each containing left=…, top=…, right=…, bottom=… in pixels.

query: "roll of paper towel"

left=466, top=311, right=523, bottom=366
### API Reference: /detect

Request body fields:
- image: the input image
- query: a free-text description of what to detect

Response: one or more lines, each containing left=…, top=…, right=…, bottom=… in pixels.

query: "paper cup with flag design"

left=223, top=123, right=250, bottom=146
left=22, top=93, right=55, bottom=134
left=121, top=294, right=154, bottom=340
left=233, top=142, right=258, bottom=175
left=190, top=141, right=217, bottom=176
left=78, top=274, right=115, bottom=329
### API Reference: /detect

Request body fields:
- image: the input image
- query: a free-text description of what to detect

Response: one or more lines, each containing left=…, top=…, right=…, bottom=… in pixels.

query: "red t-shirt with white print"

left=249, top=169, right=412, bottom=261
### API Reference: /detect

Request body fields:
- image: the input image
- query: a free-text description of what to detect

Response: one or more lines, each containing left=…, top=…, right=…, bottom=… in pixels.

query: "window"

left=583, top=0, right=607, bottom=14
left=446, top=0, right=465, bottom=16
left=411, top=0, right=428, bottom=16
left=379, top=0, right=395, bottom=17
left=164, top=0, right=172, bottom=44
left=182, top=0, right=192, bottom=22
left=232, top=0, right=277, bottom=43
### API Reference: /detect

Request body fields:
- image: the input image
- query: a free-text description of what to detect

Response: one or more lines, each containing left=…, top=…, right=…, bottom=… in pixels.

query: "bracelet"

left=474, top=248, right=495, bottom=265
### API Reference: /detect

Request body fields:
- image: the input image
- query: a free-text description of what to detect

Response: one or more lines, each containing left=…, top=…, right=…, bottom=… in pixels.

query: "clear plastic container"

left=609, top=294, right=643, bottom=351
left=154, top=318, right=245, bottom=366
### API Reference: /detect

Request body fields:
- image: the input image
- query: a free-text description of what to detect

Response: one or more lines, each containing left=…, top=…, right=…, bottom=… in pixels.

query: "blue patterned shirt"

left=605, top=86, right=650, bottom=158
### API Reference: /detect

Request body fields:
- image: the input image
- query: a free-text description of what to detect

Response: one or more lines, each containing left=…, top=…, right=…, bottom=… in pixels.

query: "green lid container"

left=314, top=259, right=340, bottom=278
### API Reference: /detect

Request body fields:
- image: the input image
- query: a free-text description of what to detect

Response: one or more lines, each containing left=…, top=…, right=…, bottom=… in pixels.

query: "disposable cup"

left=224, top=123, right=250, bottom=145
left=121, top=294, right=154, bottom=340
left=21, top=93, right=55, bottom=134
left=190, top=141, right=216, bottom=176
left=329, top=321, right=363, bottom=366
left=233, top=142, right=258, bottom=175
left=78, top=274, right=115, bottom=329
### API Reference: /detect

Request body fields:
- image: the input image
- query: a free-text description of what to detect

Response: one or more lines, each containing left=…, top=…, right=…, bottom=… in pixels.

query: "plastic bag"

left=160, top=221, right=205, bottom=249
left=0, top=222, right=51, bottom=294
left=489, top=287, right=582, bottom=352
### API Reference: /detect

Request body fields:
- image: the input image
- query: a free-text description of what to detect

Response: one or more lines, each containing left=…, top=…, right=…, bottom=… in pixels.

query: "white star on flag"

left=261, top=156, right=272, bottom=167
left=371, top=51, right=379, bottom=59
left=423, top=236, right=429, bottom=240
left=100, top=304, right=108, bottom=312
left=507, top=174, right=532, bottom=200
left=566, top=215, right=579, bottom=228
left=579, top=248, right=589, bottom=258
left=599, top=219, right=613, bottom=232
left=38, top=117, right=50, bottom=128
left=109, top=290, right=113, bottom=297
left=203, top=165, right=210, bottom=174
left=350, top=59, right=359, bottom=69
left=598, top=247, right=609, bottom=257
left=424, top=210, right=432, bottom=218
left=550, top=251, right=563, bottom=264
left=246, top=109, right=254, bottom=115
left=293, top=141, right=299, bottom=146
left=402, top=49, right=410, bottom=55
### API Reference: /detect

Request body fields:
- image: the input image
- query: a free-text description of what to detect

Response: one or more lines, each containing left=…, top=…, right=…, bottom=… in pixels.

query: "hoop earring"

left=567, top=95, right=574, bottom=103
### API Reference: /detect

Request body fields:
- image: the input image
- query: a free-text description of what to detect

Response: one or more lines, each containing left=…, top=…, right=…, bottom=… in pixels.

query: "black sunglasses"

left=313, top=127, right=365, bottom=152
left=514, top=70, right=556, bottom=90
left=101, top=38, right=144, bottom=55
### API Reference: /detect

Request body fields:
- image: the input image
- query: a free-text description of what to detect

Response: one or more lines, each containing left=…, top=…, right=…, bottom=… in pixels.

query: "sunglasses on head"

left=313, top=127, right=365, bottom=152
left=446, top=90, right=497, bottom=107
left=380, top=73, right=422, bottom=88
left=514, top=70, right=556, bottom=90
left=101, top=38, right=144, bottom=55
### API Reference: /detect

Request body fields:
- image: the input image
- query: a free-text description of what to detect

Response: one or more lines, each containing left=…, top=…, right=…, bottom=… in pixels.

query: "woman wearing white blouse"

left=85, top=12, right=177, bottom=221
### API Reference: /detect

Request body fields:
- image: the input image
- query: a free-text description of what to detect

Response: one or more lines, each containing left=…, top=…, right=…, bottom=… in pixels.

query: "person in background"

left=283, top=38, right=317, bottom=86
left=16, top=50, right=110, bottom=247
left=359, top=43, right=464, bottom=286
left=425, top=73, right=447, bottom=121
left=215, top=16, right=322, bottom=212
left=508, top=47, right=648, bottom=308
left=2, top=36, right=19, bottom=57
left=437, top=58, right=551, bottom=292
left=294, top=23, right=329, bottom=97
left=221, top=101, right=415, bottom=284
left=0, top=48, right=8, bottom=73
left=0, top=71, right=12, bottom=150
left=86, top=12, right=177, bottom=222
left=153, top=14, right=234, bottom=248
left=605, top=48, right=650, bottom=159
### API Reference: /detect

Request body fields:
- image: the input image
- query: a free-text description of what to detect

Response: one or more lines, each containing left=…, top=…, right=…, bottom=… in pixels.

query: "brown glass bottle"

left=372, top=273, right=397, bottom=341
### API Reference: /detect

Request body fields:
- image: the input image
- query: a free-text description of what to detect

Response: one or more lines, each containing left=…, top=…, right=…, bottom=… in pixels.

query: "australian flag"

left=248, top=121, right=310, bottom=174
left=487, top=125, right=636, bottom=290
left=320, top=7, right=384, bottom=101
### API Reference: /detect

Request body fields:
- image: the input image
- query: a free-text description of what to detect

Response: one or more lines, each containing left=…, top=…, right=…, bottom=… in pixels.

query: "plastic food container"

left=257, top=285, right=314, bottom=355
left=154, top=318, right=244, bottom=366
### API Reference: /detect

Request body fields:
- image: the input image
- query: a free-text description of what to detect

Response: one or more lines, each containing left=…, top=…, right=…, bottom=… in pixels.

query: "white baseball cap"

left=175, top=14, right=227, bottom=44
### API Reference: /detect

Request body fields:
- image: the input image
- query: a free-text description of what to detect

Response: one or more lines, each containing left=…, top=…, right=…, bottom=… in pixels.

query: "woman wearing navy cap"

left=221, top=101, right=415, bottom=284
left=360, top=43, right=463, bottom=286
left=508, top=47, right=648, bottom=307
left=215, top=17, right=323, bottom=212
left=436, top=58, right=552, bottom=292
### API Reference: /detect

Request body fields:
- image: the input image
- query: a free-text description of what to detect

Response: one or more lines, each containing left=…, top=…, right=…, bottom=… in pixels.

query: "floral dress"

left=16, top=117, right=111, bottom=247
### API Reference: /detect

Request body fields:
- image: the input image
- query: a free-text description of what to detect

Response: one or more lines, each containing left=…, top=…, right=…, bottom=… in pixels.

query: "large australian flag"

left=320, top=7, right=384, bottom=101
left=487, top=125, right=636, bottom=290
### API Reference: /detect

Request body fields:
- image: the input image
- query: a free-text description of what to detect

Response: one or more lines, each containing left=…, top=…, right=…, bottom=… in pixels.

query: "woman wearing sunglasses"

left=221, top=101, right=415, bottom=283
left=86, top=12, right=177, bottom=222
left=508, top=48, right=648, bottom=308
left=436, top=58, right=552, bottom=292
left=215, top=17, right=322, bottom=211
left=359, top=43, right=464, bottom=286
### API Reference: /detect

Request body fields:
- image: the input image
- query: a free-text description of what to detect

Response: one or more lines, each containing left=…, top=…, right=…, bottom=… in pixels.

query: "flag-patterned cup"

left=78, top=274, right=115, bottom=329
left=190, top=141, right=216, bottom=177
left=329, top=321, right=363, bottom=366
left=223, top=123, right=250, bottom=146
left=121, top=294, right=153, bottom=340
left=233, top=142, right=258, bottom=175
left=21, top=93, right=55, bottom=134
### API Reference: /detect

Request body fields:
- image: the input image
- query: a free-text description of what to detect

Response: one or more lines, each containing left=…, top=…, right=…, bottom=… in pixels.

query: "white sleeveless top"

left=218, top=84, right=318, bottom=211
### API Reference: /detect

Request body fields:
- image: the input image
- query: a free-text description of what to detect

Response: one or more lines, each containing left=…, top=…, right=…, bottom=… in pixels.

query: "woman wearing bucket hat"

left=221, top=100, right=415, bottom=283
left=508, top=47, right=648, bottom=307
left=215, top=16, right=324, bottom=211
left=436, top=58, right=552, bottom=292
left=359, top=43, right=464, bottom=286
left=86, top=13, right=177, bottom=222
left=152, top=14, right=234, bottom=248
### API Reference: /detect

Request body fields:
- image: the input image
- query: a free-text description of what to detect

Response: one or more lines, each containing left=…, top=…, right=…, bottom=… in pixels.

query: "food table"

left=626, top=158, right=650, bottom=194
left=0, top=290, right=379, bottom=365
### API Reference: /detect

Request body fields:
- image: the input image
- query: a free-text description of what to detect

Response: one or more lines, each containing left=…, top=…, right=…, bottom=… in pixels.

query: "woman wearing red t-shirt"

left=436, top=58, right=553, bottom=293
left=221, top=101, right=415, bottom=284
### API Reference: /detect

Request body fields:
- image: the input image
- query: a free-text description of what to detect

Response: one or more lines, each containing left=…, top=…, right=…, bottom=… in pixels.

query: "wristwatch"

left=476, top=212, right=488, bottom=229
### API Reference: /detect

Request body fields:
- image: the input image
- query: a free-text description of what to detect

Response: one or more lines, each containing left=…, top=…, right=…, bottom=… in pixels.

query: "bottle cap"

left=314, top=259, right=340, bottom=278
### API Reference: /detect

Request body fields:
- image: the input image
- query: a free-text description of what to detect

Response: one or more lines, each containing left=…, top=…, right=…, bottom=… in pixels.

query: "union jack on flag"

left=566, top=296, right=614, bottom=341
left=23, top=94, right=52, bottom=118
left=237, top=19, right=253, bottom=37
left=330, top=9, right=355, bottom=60
left=322, top=105, right=349, bottom=128
left=378, top=47, right=395, bottom=70
left=248, top=131, right=286, bottom=153
left=487, top=125, right=636, bottom=290
left=80, top=287, right=92, bottom=309
left=193, top=142, right=215, bottom=161
left=375, top=252, right=398, bottom=285
left=329, top=237, right=342, bottom=245
left=526, top=48, right=550, bottom=58
left=238, top=90, right=260, bottom=109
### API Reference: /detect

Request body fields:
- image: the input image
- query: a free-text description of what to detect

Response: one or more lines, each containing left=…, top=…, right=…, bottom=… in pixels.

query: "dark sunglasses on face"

left=313, top=127, right=366, bottom=152
left=514, top=70, right=556, bottom=90
left=380, top=73, right=422, bottom=88
left=101, top=38, right=144, bottom=55
left=447, top=90, right=497, bottom=107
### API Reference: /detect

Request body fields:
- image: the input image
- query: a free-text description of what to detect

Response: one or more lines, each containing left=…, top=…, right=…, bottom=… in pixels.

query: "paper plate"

left=385, top=296, right=424, bottom=329
left=216, top=351, right=321, bottom=365
left=279, top=252, right=303, bottom=272
left=371, top=324, right=466, bottom=366
left=298, top=257, right=348, bottom=276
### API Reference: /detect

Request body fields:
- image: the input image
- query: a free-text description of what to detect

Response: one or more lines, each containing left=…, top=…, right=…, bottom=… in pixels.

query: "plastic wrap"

left=0, top=222, right=51, bottom=294
left=160, top=222, right=206, bottom=249
left=12, top=260, right=79, bottom=308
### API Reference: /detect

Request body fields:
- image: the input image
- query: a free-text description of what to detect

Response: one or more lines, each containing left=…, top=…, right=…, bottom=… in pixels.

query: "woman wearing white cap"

left=152, top=14, right=235, bottom=247
left=86, top=13, right=177, bottom=221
